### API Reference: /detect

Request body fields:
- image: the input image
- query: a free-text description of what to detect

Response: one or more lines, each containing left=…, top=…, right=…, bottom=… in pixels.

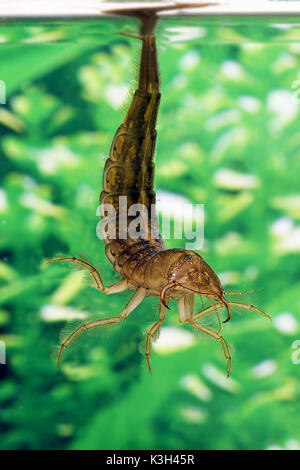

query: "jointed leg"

left=192, top=300, right=271, bottom=323
left=208, top=298, right=222, bottom=333
left=48, top=257, right=128, bottom=295
left=226, top=301, right=271, bottom=319
left=145, top=305, right=167, bottom=374
left=153, top=301, right=160, bottom=318
left=193, top=302, right=223, bottom=323
left=188, top=320, right=232, bottom=377
left=57, top=287, right=146, bottom=366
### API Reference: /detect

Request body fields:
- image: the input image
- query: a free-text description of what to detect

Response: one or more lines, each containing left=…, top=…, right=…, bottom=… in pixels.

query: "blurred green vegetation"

left=0, top=16, right=300, bottom=450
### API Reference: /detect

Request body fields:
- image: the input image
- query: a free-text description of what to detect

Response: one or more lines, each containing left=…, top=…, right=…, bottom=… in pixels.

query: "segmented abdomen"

left=100, top=32, right=165, bottom=281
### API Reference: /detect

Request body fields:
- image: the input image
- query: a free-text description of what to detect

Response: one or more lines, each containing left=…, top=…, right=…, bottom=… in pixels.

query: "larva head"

left=162, top=252, right=231, bottom=322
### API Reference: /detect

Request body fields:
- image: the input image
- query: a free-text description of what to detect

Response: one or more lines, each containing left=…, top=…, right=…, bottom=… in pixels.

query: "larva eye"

left=200, top=271, right=210, bottom=281
left=189, top=270, right=198, bottom=281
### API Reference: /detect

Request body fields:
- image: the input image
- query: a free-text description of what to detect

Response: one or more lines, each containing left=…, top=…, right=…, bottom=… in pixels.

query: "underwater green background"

left=0, top=15, right=300, bottom=450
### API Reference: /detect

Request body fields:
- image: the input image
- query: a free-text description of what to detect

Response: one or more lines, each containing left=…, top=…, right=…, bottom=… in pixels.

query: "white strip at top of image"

left=0, top=1, right=300, bottom=19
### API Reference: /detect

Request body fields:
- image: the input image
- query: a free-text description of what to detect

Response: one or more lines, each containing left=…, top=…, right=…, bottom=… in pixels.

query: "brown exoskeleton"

left=49, top=13, right=270, bottom=376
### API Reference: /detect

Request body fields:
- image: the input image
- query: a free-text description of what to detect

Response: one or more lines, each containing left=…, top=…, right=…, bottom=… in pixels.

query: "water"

left=1, top=13, right=300, bottom=44
left=0, top=8, right=300, bottom=450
